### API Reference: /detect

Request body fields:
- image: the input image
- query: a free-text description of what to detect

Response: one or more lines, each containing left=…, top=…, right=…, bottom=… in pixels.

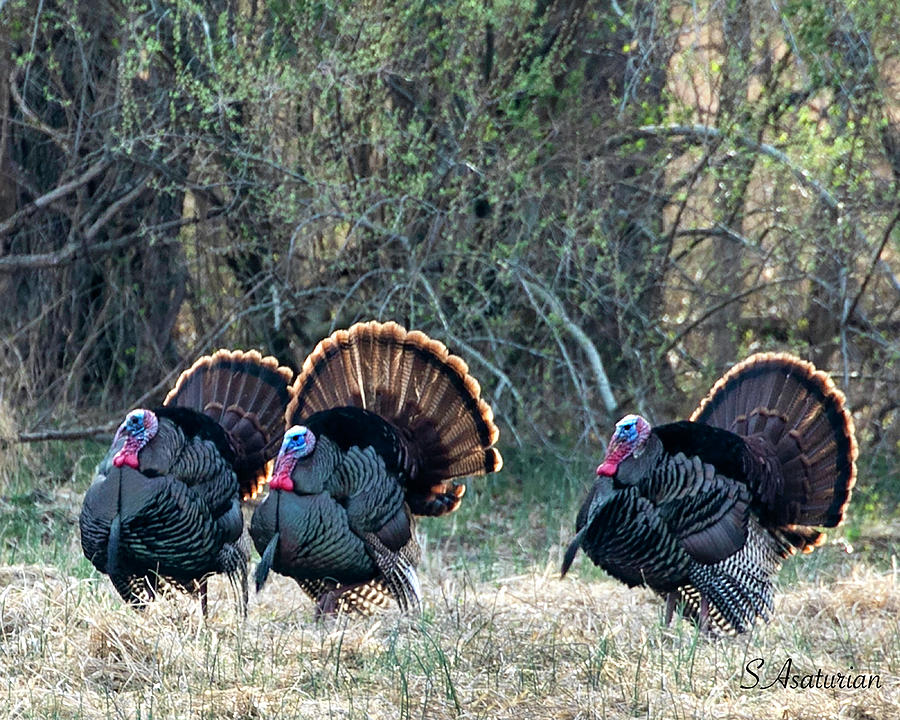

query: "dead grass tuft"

left=1, top=445, right=898, bottom=720
left=0, top=554, right=897, bottom=719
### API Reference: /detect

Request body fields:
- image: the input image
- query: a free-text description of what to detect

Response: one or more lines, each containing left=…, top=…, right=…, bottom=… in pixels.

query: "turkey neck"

left=288, top=436, right=342, bottom=496
left=612, top=434, right=664, bottom=488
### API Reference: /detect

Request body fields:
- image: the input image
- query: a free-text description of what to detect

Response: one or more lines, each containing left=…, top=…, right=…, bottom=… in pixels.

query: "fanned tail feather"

left=771, top=524, right=826, bottom=556
left=165, top=349, right=294, bottom=499
left=691, top=352, right=857, bottom=547
left=288, top=321, right=502, bottom=516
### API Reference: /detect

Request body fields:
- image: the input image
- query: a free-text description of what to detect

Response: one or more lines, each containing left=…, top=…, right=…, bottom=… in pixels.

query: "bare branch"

left=659, top=275, right=807, bottom=357
left=0, top=216, right=219, bottom=273
left=605, top=123, right=839, bottom=212
left=0, top=236, right=140, bottom=271
left=83, top=174, right=151, bottom=240
left=519, top=278, right=603, bottom=440
left=844, top=207, right=900, bottom=324
left=0, top=159, right=109, bottom=237
left=415, top=272, right=526, bottom=418
left=8, top=64, right=69, bottom=151
left=519, top=278, right=618, bottom=417
left=13, top=423, right=117, bottom=444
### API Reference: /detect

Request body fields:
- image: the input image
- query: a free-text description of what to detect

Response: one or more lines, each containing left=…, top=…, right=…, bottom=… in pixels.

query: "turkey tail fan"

left=691, top=352, right=857, bottom=541
left=287, top=321, right=502, bottom=516
left=165, top=349, right=294, bottom=500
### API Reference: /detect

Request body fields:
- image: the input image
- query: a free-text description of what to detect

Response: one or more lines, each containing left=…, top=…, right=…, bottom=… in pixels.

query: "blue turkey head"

left=111, top=409, right=159, bottom=469
left=596, top=414, right=651, bottom=481
left=269, top=425, right=317, bottom=492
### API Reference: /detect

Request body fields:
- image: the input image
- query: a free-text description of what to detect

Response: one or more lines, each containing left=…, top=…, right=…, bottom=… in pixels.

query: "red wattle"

left=269, top=471, right=293, bottom=492
left=113, top=451, right=139, bottom=469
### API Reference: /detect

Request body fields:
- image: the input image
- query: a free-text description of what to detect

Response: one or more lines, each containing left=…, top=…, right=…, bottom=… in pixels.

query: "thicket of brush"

left=1, top=0, right=897, bottom=473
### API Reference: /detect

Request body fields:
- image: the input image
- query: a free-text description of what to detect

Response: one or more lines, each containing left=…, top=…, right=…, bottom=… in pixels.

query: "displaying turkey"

left=251, top=320, right=502, bottom=615
left=80, top=349, right=293, bottom=615
left=562, top=352, right=857, bottom=634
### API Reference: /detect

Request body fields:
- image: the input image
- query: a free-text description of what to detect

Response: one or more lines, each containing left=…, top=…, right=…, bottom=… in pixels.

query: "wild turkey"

left=562, top=353, right=857, bottom=634
left=251, top=320, right=502, bottom=615
left=79, top=349, right=293, bottom=615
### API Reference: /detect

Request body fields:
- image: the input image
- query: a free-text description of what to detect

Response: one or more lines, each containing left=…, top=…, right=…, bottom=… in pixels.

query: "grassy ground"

left=0, top=440, right=898, bottom=719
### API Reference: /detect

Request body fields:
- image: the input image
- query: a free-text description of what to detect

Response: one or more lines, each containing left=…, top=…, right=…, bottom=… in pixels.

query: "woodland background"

left=1, top=3, right=899, bottom=718
left=0, top=0, right=898, bottom=485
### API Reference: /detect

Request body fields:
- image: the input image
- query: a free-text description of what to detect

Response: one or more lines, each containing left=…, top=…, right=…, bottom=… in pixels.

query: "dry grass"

left=0, top=436, right=897, bottom=719
left=0, top=545, right=898, bottom=719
